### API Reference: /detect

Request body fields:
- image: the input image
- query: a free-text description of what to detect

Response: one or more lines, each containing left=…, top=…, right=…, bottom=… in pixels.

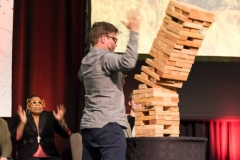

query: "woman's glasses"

left=27, top=99, right=44, bottom=106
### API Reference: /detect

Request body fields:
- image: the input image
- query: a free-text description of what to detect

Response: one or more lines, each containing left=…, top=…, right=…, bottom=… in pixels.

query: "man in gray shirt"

left=78, top=10, right=140, bottom=160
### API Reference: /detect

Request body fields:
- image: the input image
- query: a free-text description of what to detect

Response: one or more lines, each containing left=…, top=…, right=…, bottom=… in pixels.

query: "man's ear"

left=100, top=35, right=106, bottom=44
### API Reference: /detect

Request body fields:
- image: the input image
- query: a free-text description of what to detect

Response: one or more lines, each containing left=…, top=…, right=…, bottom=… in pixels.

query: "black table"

left=126, top=137, right=207, bottom=160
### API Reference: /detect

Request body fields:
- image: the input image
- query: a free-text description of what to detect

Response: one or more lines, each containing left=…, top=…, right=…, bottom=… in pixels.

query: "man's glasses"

left=27, top=99, right=44, bottom=106
left=106, top=35, right=118, bottom=43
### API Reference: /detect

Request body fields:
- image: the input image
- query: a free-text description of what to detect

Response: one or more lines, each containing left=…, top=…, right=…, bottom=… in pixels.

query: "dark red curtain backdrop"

left=12, top=0, right=85, bottom=159
left=210, top=121, right=240, bottom=160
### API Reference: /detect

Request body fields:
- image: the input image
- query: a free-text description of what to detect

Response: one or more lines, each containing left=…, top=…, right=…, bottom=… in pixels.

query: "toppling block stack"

left=133, top=0, right=214, bottom=137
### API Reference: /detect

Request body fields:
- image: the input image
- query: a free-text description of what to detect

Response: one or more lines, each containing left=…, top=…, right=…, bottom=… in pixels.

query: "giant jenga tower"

left=133, top=0, right=214, bottom=137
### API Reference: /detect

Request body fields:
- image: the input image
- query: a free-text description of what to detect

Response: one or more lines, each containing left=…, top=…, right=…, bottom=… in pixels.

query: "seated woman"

left=11, top=95, right=71, bottom=160
left=0, top=118, right=12, bottom=160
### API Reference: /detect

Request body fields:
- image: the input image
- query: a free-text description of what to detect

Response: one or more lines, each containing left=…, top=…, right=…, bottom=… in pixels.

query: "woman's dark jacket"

left=11, top=111, right=70, bottom=159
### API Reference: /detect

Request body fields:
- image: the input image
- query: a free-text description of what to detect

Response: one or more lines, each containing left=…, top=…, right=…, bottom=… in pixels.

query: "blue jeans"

left=81, top=122, right=127, bottom=160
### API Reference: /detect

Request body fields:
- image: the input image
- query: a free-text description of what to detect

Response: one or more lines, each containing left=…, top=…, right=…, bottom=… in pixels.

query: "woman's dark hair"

left=27, top=94, right=38, bottom=99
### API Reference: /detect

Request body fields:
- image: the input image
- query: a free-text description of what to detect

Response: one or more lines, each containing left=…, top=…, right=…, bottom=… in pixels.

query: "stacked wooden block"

left=133, top=0, right=214, bottom=137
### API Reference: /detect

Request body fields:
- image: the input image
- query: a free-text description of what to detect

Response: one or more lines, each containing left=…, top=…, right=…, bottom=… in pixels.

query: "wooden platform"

left=126, top=137, right=208, bottom=160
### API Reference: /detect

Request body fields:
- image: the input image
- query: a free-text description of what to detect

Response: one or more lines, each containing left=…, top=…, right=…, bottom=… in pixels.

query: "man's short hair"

left=89, top=21, right=119, bottom=46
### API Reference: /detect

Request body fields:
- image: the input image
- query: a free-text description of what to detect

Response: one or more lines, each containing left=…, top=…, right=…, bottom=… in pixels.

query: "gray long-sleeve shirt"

left=78, top=31, right=138, bottom=129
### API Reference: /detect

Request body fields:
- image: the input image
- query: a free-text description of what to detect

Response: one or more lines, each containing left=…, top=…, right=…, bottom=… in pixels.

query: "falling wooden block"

left=134, top=74, right=162, bottom=88
left=141, top=66, right=160, bottom=80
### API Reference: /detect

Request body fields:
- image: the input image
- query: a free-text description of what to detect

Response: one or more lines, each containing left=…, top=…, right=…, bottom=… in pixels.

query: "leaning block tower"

left=133, top=0, right=214, bottom=137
